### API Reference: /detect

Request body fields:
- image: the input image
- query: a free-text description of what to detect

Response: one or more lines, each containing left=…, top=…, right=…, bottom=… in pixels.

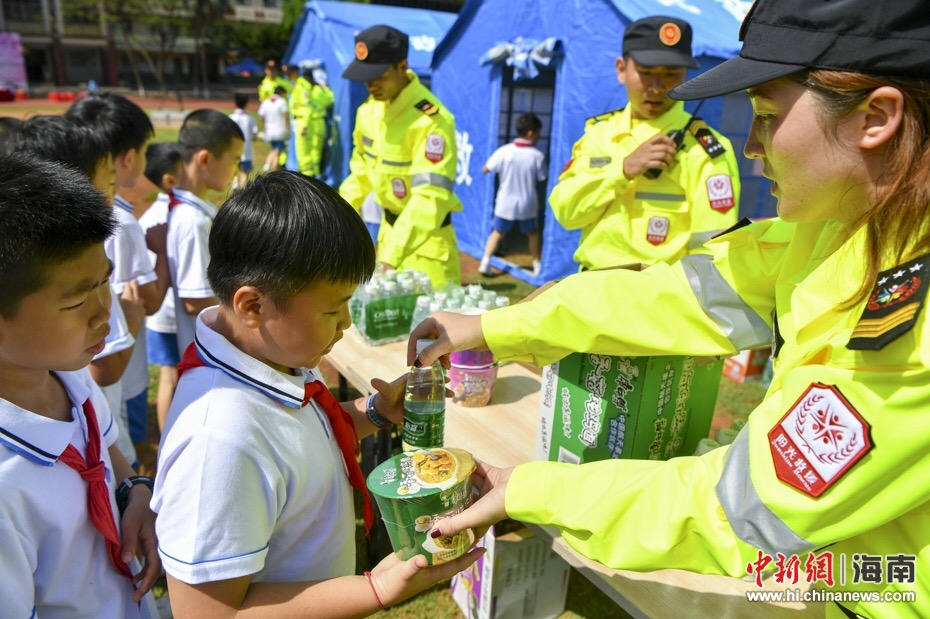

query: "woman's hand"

left=406, top=311, right=488, bottom=369
left=430, top=460, right=512, bottom=542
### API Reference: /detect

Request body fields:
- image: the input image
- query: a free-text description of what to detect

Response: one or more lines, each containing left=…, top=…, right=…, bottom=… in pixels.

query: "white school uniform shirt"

left=166, top=188, right=217, bottom=358
left=484, top=138, right=548, bottom=221
left=152, top=307, right=355, bottom=584
left=257, top=95, right=290, bottom=142
left=0, top=369, right=144, bottom=619
left=109, top=195, right=157, bottom=399
left=138, top=194, right=176, bottom=335
left=229, top=109, right=258, bottom=163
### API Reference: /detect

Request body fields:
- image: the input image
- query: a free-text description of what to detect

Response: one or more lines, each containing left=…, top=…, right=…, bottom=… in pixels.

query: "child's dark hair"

left=0, top=152, right=115, bottom=318
left=516, top=113, right=542, bottom=137
left=0, top=117, right=24, bottom=152
left=234, top=93, right=249, bottom=109
left=208, top=171, right=375, bottom=307
left=66, top=92, right=155, bottom=156
left=11, top=115, right=110, bottom=179
left=144, top=142, right=183, bottom=189
left=274, top=86, right=287, bottom=96
left=178, top=109, right=245, bottom=162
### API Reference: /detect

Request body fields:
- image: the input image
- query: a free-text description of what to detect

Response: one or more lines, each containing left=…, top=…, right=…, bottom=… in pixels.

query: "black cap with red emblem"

left=622, top=16, right=699, bottom=69
left=342, top=25, right=409, bottom=82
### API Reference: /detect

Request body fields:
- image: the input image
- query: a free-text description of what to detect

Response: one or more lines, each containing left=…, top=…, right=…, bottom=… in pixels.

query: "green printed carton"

left=536, top=353, right=724, bottom=463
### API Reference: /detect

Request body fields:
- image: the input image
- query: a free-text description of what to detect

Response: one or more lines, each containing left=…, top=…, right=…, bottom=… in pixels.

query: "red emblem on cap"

left=660, top=23, right=682, bottom=46
left=355, top=42, right=369, bottom=61
left=768, top=383, right=871, bottom=498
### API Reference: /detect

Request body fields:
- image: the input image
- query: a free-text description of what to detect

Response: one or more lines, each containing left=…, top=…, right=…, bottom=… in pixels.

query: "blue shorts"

left=239, top=161, right=253, bottom=173
left=270, top=140, right=286, bottom=151
left=146, top=329, right=180, bottom=366
left=492, top=215, right=537, bottom=234
left=126, top=390, right=148, bottom=442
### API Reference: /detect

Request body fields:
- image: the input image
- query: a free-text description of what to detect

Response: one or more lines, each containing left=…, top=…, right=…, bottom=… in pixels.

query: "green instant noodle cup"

left=367, top=447, right=477, bottom=565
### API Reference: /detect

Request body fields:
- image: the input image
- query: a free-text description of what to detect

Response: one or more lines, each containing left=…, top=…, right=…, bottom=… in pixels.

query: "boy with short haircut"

left=0, top=151, right=160, bottom=618
left=229, top=92, right=258, bottom=188
left=11, top=114, right=146, bottom=465
left=140, top=142, right=184, bottom=431
left=153, top=171, right=481, bottom=617
left=258, top=85, right=290, bottom=172
left=169, top=109, right=245, bottom=357
left=68, top=92, right=169, bottom=468
left=479, top=112, right=547, bottom=277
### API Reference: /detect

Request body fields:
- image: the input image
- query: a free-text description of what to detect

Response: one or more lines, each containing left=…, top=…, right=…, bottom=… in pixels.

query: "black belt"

left=835, top=602, right=867, bottom=619
left=383, top=210, right=451, bottom=227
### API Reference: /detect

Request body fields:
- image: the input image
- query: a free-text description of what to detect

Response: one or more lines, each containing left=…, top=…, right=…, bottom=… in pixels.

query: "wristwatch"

left=116, top=475, right=154, bottom=517
left=365, top=394, right=392, bottom=430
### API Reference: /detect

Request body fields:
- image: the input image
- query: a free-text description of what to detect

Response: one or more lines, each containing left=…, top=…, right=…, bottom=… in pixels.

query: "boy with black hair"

left=140, top=142, right=184, bottom=431
left=68, top=92, right=169, bottom=470
left=479, top=112, right=547, bottom=277
left=169, top=109, right=245, bottom=357
left=12, top=114, right=146, bottom=466
left=153, top=170, right=481, bottom=617
left=229, top=92, right=258, bottom=189
left=0, top=151, right=160, bottom=618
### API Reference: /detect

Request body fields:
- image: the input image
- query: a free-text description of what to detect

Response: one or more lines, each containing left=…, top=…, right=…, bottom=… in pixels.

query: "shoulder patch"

left=848, top=254, right=930, bottom=350
left=689, top=119, right=726, bottom=158
left=585, top=107, right=624, bottom=126
left=415, top=99, right=440, bottom=116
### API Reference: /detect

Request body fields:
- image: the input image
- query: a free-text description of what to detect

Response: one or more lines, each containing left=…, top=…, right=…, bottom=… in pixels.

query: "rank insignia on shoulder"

left=848, top=254, right=930, bottom=350
left=689, top=120, right=726, bottom=158
left=415, top=99, right=440, bottom=116
left=585, top=107, right=623, bottom=126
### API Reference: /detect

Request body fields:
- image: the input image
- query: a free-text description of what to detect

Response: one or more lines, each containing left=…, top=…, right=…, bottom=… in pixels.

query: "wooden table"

left=326, top=328, right=824, bottom=619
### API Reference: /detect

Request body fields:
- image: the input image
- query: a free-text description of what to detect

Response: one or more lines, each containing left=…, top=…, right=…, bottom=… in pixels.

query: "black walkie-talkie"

left=643, top=99, right=706, bottom=179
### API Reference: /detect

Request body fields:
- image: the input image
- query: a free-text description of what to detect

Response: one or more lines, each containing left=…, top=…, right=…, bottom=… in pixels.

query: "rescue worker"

left=257, top=60, right=290, bottom=103
left=410, top=1, right=930, bottom=617
left=339, top=25, right=461, bottom=288
left=550, top=17, right=740, bottom=271
left=289, top=60, right=334, bottom=178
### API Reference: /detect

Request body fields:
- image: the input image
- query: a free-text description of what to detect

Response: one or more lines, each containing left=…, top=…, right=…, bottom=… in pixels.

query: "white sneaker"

left=478, top=257, right=492, bottom=276
left=532, top=260, right=541, bottom=277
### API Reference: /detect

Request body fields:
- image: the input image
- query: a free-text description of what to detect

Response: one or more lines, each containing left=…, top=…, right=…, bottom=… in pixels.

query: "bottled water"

left=410, top=296, right=432, bottom=330
left=402, top=339, right=446, bottom=451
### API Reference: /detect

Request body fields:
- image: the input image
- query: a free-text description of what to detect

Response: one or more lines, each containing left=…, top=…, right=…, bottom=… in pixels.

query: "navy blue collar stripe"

left=194, top=335, right=304, bottom=407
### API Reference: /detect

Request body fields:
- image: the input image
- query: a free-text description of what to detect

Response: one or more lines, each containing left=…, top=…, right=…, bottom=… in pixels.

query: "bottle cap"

left=416, top=339, right=435, bottom=354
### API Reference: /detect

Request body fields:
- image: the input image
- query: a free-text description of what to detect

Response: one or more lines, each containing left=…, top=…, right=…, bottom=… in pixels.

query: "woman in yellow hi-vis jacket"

left=408, top=2, right=930, bottom=617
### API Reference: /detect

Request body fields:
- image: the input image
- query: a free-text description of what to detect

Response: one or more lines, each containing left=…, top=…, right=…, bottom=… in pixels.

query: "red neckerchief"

left=58, top=399, right=134, bottom=580
left=513, top=138, right=534, bottom=147
left=177, top=344, right=374, bottom=535
left=167, top=189, right=183, bottom=212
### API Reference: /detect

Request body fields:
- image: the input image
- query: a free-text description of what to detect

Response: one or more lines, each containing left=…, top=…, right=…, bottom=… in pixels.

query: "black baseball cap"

left=342, top=25, right=409, bottom=82
left=671, top=0, right=930, bottom=100
left=622, top=16, right=699, bottom=69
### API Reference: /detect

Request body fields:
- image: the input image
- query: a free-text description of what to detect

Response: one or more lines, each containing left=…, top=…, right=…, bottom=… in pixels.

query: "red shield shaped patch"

left=392, top=178, right=406, bottom=199
left=646, top=216, right=669, bottom=245
left=707, top=174, right=735, bottom=213
left=768, top=383, right=871, bottom=498
left=425, top=134, right=445, bottom=163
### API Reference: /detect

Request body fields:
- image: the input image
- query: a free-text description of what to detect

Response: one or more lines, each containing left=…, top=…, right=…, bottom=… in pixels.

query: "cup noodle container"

left=448, top=308, right=498, bottom=407
left=367, top=447, right=476, bottom=565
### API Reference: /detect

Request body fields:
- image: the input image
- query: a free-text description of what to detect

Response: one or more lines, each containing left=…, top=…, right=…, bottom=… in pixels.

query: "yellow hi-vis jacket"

left=258, top=76, right=291, bottom=102
left=289, top=77, right=333, bottom=177
left=482, top=218, right=929, bottom=618
left=339, top=71, right=461, bottom=289
left=549, top=102, right=740, bottom=270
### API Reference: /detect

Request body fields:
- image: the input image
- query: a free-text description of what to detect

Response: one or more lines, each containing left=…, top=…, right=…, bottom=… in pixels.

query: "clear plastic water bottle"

left=410, top=295, right=432, bottom=330
left=494, top=296, right=511, bottom=308
left=402, top=339, right=446, bottom=451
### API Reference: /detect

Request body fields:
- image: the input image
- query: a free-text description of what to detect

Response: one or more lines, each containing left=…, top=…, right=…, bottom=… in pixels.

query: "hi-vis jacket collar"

left=189, top=307, right=312, bottom=409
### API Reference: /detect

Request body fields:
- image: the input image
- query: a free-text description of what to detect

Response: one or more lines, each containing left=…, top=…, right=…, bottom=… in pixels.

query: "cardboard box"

left=451, top=524, right=570, bottom=619
left=722, top=348, right=771, bottom=383
left=537, top=353, right=724, bottom=463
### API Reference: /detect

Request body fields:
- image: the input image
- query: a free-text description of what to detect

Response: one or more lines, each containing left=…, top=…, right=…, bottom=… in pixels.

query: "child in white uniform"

left=153, top=171, right=482, bottom=617
left=0, top=153, right=160, bottom=618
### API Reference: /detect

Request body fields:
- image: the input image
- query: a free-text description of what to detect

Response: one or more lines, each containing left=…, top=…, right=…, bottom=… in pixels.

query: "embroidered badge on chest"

left=768, top=383, right=871, bottom=498
left=392, top=178, right=406, bottom=199
left=646, top=216, right=669, bottom=245
left=707, top=174, right=735, bottom=213
left=425, top=134, right=445, bottom=162
left=848, top=254, right=930, bottom=350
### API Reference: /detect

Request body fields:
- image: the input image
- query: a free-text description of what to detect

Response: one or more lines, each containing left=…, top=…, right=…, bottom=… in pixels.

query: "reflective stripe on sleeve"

left=363, top=149, right=377, bottom=159
left=411, top=173, right=454, bottom=191
left=382, top=158, right=412, bottom=167
left=680, top=254, right=771, bottom=350
left=688, top=231, right=718, bottom=251
left=634, top=192, right=686, bottom=202
left=716, top=429, right=813, bottom=556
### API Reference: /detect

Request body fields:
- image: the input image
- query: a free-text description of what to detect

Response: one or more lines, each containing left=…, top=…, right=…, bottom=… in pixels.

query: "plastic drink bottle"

left=402, top=339, right=446, bottom=451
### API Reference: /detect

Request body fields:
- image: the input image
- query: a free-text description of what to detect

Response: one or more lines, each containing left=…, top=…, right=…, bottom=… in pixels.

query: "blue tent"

left=283, top=1, right=457, bottom=184
left=224, top=57, right=264, bottom=75
left=431, top=0, right=775, bottom=285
